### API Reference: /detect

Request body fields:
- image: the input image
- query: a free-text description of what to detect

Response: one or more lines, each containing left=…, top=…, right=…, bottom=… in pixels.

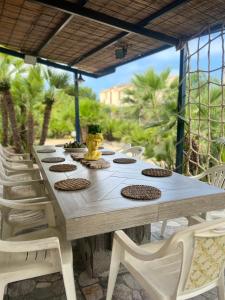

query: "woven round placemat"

left=41, top=157, right=65, bottom=163
left=142, top=168, right=172, bottom=177
left=49, top=164, right=77, bottom=172
left=113, top=158, right=136, bottom=164
left=54, top=178, right=91, bottom=191
left=121, top=185, right=161, bottom=200
left=37, top=149, right=56, bottom=153
left=101, top=150, right=115, bottom=155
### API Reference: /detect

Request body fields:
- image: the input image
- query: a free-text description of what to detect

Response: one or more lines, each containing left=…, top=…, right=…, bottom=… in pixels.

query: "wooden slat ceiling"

left=0, top=0, right=225, bottom=76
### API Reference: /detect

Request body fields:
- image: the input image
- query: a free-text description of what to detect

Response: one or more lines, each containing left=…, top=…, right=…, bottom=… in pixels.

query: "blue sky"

left=82, top=32, right=224, bottom=98
left=84, top=47, right=180, bottom=97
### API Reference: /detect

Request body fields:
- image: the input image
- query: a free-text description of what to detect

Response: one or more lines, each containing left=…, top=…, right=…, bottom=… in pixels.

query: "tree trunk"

left=39, top=102, right=53, bottom=145
left=3, top=90, right=22, bottom=153
left=20, top=104, right=27, bottom=147
left=0, top=95, right=8, bottom=146
left=27, top=111, right=34, bottom=153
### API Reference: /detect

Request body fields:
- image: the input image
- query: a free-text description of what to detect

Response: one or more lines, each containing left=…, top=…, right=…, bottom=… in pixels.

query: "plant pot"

left=84, top=133, right=103, bottom=161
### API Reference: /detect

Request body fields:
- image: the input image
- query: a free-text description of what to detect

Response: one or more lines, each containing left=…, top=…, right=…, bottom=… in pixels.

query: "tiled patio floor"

left=4, top=218, right=222, bottom=300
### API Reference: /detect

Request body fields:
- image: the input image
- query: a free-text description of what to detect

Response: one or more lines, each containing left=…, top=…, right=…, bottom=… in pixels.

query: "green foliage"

left=1, top=52, right=224, bottom=170
left=88, top=124, right=102, bottom=134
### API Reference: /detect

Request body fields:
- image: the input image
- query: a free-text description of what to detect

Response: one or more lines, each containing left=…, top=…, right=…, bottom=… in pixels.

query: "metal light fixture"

left=115, top=42, right=128, bottom=59
left=77, top=73, right=85, bottom=83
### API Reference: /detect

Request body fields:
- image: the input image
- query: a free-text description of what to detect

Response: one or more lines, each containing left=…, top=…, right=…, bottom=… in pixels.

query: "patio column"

left=175, top=46, right=187, bottom=174
left=74, top=71, right=81, bottom=142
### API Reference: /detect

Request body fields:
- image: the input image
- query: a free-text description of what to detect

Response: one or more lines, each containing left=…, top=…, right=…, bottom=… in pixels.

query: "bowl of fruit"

left=63, top=141, right=87, bottom=153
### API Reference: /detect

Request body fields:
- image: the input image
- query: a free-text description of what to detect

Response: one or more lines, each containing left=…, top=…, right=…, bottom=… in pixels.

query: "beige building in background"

left=99, top=83, right=133, bottom=106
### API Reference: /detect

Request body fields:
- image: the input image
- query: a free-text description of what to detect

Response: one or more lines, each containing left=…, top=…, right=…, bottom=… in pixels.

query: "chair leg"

left=217, top=276, right=225, bottom=300
left=160, top=220, right=167, bottom=237
left=0, top=282, right=7, bottom=300
left=61, top=264, right=77, bottom=300
left=106, top=240, right=123, bottom=300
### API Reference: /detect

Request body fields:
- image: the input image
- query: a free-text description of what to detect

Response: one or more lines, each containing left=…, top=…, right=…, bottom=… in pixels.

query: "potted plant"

left=64, top=141, right=87, bottom=153
left=84, top=124, right=103, bottom=160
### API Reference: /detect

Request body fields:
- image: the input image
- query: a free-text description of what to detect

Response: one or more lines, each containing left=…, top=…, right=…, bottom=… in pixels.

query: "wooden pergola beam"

left=70, top=0, right=190, bottom=66
left=35, top=0, right=89, bottom=55
left=33, top=0, right=178, bottom=47
left=0, top=46, right=99, bottom=78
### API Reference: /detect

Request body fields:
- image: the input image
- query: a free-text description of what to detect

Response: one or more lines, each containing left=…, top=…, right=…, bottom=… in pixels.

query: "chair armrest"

left=115, top=230, right=165, bottom=261
left=0, top=237, right=60, bottom=253
left=6, top=159, right=33, bottom=168
left=0, top=198, right=51, bottom=210
left=7, top=168, right=40, bottom=177
left=189, top=173, right=205, bottom=180
left=4, top=163, right=37, bottom=172
left=5, top=152, right=30, bottom=160
left=6, top=158, right=31, bottom=163
left=12, top=196, right=49, bottom=203
left=0, top=179, right=43, bottom=187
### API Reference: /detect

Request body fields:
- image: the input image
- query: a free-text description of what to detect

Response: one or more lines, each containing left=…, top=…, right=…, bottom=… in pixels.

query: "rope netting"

left=184, top=23, right=225, bottom=175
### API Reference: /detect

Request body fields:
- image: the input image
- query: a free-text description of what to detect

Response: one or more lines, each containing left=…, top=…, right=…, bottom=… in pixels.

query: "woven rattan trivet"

left=101, top=150, right=115, bottom=155
left=41, top=157, right=65, bottom=163
left=71, top=153, right=84, bottom=161
left=54, top=178, right=91, bottom=191
left=49, top=164, right=77, bottom=172
left=142, top=168, right=172, bottom=177
left=121, top=185, right=161, bottom=200
left=81, top=158, right=110, bottom=169
left=113, top=158, right=136, bottom=164
left=37, top=149, right=56, bottom=153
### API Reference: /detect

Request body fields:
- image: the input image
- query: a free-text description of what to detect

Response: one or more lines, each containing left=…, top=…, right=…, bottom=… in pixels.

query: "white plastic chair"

left=0, top=196, right=56, bottom=238
left=0, top=146, right=33, bottom=168
left=0, top=170, right=46, bottom=200
left=118, top=143, right=132, bottom=152
left=161, top=164, right=225, bottom=237
left=107, top=219, right=225, bottom=300
left=0, top=158, right=41, bottom=181
left=0, top=144, right=30, bottom=160
left=121, top=146, right=145, bottom=159
left=0, top=227, right=76, bottom=300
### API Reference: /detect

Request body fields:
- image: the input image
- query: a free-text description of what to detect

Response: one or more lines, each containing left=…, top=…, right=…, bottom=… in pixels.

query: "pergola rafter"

left=70, top=0, right=191, bottom=66
left=35, top=0, right=89, bottom=55
left=33, top=0, right=178, bottom=46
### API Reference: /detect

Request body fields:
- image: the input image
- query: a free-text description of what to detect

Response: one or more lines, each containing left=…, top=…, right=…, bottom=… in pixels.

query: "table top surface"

left=33, top=146, right=225, bottom=239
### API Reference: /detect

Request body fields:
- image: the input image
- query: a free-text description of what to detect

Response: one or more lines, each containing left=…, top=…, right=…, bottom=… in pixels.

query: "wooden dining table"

left=33, top=145, right=225, bottom=274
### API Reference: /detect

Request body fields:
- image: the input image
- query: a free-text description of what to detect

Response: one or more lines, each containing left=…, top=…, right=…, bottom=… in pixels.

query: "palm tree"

left=39, top=69, right=70, bottom=145
left=0, top=94, right=8, bottom=146
left=12, top=66, right=44, bottom=152
left=123, top=68, right=171, bottom=124
left=11, top=74, right=29, bottom=148
left=0, top=54, right=24, bottom=152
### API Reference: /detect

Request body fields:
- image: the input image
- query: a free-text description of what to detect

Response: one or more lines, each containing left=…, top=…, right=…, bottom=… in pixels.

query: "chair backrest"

left=121, top=146, right=145, bottom=158
left=194, top=165, right=225, bottom=189
left=0, top=157, right=10, bottom=172
left=118, top=144, right=132, bottom=152
left=170, top=219, right=225, bottom=298
left=204, top=165, right=225, bottom=189
left=0, top=146, right=7, bottom=159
